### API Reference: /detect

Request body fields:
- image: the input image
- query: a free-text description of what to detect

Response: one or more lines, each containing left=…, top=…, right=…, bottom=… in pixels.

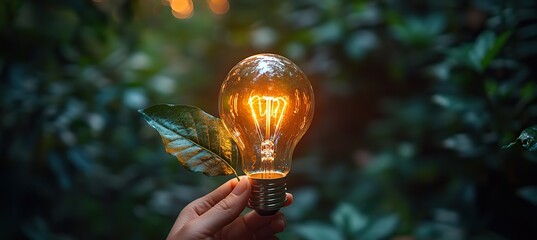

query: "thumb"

left=186, top=177, right=251, bottom=236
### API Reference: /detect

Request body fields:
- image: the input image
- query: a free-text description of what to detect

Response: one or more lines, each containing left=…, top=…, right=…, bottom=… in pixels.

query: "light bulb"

left=219, top=53, right=314, bottom=215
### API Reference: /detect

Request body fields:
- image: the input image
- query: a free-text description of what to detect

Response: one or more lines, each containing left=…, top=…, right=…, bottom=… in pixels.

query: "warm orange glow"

left=248, top=95, right=287, bottom=140
left=249, top=172, right=286, bottom=180
left=219, top=54, right=314, bottom=180
left=170, top=0, right=193, bottom=19
left=207, top=0, right=229, bottom=15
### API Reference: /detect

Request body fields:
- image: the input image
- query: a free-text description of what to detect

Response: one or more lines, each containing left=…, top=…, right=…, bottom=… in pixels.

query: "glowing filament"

left=248, top=95, right=287, bottom=162
left=248, top=95, right=287, bottom=139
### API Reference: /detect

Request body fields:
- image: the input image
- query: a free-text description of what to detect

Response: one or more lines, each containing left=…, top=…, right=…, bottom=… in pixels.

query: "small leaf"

left=480, top=30, right=511, bottom=70
left=469, top=30, right=512, bottom=72
left=519, top=126, right=537, bottom=151
left=503, top=125, right=537, bottom=151
left=518, top=186, right=537, bottom=206
left=281, top=187, right=319, bottom=220
left=361, top=214, right=399, bottom=240
left=331, top=202, right=368, bottom=235
left=293, top=222, right=344, bottom=240
left=139, top=104, right=239, bottom=178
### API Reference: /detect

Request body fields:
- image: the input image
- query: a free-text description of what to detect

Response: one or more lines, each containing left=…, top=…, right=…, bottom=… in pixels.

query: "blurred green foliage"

left=1, top=0, right=537, bottom=239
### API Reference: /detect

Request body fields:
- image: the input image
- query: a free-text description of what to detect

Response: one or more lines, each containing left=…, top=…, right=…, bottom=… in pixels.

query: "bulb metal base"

left=248, top=176, right=287, bottom=216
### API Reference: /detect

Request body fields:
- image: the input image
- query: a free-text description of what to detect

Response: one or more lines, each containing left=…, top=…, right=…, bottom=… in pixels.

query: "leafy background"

left=1, top=0, right=537, bottom=239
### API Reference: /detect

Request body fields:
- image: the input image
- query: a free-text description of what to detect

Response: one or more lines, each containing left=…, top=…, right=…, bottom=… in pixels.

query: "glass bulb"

left=219, top=53, right=314, bottom=215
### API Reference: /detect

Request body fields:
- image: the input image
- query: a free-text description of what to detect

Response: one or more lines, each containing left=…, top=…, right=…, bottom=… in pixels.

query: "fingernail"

left=232, top=177, right=248, bottom=195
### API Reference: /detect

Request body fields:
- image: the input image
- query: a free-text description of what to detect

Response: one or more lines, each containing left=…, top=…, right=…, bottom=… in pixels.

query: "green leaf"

left=469, top=30, right=512, bottom=72
left=481, top=30, right=511, bottom=70
left=331, top=202, right=368, bottom=236
left=503, top=125, right=537, bottom=151
left=139, top=104, right=239, bottom=178
left=518, top=186, right=537, bottom=206
left=361, top=214, right=399, bottom=240
left=293, top=222, right=344, bottom=240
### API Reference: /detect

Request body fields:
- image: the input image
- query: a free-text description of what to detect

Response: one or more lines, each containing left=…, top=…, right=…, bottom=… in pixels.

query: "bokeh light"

left=207, top=0, right=229, bottom=15
left=170, top=0, right=193, bottom=19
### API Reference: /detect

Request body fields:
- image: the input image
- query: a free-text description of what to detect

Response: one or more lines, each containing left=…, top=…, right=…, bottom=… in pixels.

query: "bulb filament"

left=249, top=95, right=287, bottom=140
left=248, top=95, right=287, bottom=177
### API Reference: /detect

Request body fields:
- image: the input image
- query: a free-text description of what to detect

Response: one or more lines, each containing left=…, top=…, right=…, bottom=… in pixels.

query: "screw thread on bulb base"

left=248, top=176, right=287, bottom=216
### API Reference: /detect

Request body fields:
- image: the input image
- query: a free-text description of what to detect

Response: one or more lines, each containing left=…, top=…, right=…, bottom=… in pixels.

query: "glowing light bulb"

left=219, top=53, right=314, bottom=215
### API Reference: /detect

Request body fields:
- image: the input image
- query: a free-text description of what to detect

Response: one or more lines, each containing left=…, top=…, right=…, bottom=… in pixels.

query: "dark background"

left=1, top=0, right=537, bottom=239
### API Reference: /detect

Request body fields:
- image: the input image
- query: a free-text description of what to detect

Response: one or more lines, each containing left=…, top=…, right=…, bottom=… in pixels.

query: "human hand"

left=167, top=176, right=293, bottom=240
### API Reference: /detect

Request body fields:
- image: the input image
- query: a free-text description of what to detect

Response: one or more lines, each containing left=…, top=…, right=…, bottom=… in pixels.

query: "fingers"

left=190, top=176, right=243, bottom=215
left=170, top=176, right=243, bottom=232
left=223, top=211, right=287, bottom=239
left=220, top=192, right=294, bottom=239
left=169, top=178, right=294, bottom=240
left=223, top=200, right=293, bottom=240
left=239, top=192, right=293, bottom=230
left=179, top=176, right=251, bottom=238
left=254, top=213, right=286, bottom=239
